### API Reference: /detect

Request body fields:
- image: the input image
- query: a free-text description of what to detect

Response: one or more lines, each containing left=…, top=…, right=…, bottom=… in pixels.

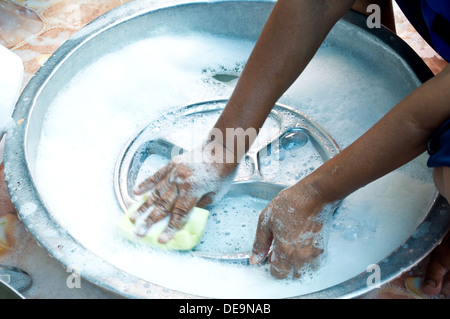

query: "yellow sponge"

left=116, top=196, right=210, bottom=251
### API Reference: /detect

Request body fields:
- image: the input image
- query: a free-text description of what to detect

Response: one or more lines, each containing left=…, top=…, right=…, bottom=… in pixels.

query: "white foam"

left=197, top=193, right=270, bottom=254
left=259, top=136, right=324, bottom=184
left=135, top=154, right=170, bottom=186
left=34, top=32, right=436, bottom=298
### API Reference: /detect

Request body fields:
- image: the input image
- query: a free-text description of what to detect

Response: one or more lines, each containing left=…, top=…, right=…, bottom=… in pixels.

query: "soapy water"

left=131, top=109, right=324, bottom=256
left=34, top=32, right=437, bottom=298
left=162, top=107, right=281, bottom=158
left=197, top=194, right=270, bottom=254
left=135, top=153, right=170, bottom=186
left=259, top=131, right=324, bottom=185
left=137, top=153, right=270, bottom=255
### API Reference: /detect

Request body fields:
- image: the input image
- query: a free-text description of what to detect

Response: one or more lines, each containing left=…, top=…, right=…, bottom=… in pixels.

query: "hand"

left=131, top=141, right=237, bottom=243
left=249, top=180, right=338, bottom=279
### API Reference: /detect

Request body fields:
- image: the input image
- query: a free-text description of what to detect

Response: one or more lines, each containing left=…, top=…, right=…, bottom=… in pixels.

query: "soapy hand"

left=131, top=140, right=237, bottom=243
left=250, top=180, right=337, bottom=279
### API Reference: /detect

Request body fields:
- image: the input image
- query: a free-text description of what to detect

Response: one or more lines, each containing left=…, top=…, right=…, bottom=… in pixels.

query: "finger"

left=196, top=192, right=214, bottom=208
left=155, top=183, right=178, bottom=212
left=158, top=196, right=198, bottom=243
left=134, top=203, right=167, bottom=237
left=129, top=186, right=163, bottom=223
left=130, top=171, right=174, bottom=221
left=134, top=184, right=178, bottom=236
left=291, top=247, right=323, bottom=279
left=268, top=248, right=292, bottom=279
left=249, top=208, right=273, bottom=265
left=291, top=252, right=306, bottom=279
left=293, top=268, right=302, bottom=279
left=133, top=162, right=173, bottom=195
left=129, top=197, right=152, bottom=223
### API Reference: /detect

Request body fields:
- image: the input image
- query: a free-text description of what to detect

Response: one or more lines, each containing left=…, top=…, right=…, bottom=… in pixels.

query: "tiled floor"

left=0, top=0, right=448, bottom=299
left=0, top=0, right=132, bottom=89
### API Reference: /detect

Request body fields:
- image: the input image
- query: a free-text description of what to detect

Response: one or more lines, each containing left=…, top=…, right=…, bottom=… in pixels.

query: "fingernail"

left=129, top=212, right=139, bottom=223
left=249, top=253, right=264, bottom=265
left=158, top=230, right=174, bottom=243
left=132, top=185, right=143, bottom=195
left=135, top=225, right=148, bottom=237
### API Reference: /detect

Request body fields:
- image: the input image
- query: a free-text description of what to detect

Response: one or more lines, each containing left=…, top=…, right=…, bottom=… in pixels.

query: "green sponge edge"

left=116, top=196, right=210, bottom=251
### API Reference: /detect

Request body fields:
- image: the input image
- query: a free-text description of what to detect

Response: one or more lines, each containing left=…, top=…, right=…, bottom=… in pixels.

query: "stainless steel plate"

left=114, top=99, right=340, bottom=262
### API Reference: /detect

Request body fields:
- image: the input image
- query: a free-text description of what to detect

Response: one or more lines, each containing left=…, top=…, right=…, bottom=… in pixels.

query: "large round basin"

left=3, top=0, right=450, bottom=298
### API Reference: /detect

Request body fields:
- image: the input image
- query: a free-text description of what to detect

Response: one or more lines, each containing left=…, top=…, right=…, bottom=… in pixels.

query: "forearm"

left=212, top=0, right=356, bottom=159
left=310, top=64, right=450, bottom=203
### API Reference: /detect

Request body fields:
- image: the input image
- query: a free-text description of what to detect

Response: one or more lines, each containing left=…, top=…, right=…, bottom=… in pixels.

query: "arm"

left=250, top=64, right=450, bottom=278
left=212, top=0, right=356, bottom=158
left=133, top=0, right=356, bottom=242
left=314, top=64, right=450, bottom=203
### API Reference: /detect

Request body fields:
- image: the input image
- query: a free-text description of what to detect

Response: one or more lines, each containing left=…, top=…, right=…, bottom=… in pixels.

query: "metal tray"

left=114, top=99, right=340, bottom=262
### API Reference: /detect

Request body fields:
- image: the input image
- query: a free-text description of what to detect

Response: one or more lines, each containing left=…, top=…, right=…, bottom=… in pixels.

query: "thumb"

left=249, top=209, right=273, bottom=265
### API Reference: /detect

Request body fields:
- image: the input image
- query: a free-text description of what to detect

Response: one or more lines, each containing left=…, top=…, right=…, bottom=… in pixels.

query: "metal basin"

left=0, top=281, right=24, bottom=299
left=4, top=0, right=450, bottom=298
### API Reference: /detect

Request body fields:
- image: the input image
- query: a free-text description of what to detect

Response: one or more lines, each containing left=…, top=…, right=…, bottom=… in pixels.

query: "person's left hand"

left=249, top=179, right=338, bottom=279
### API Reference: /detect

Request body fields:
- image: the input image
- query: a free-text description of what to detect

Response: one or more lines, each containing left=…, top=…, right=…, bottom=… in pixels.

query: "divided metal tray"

left=114, top=99, right=340, bottom=262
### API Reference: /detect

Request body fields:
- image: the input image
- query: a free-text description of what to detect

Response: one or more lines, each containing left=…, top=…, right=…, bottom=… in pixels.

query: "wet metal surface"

left=2, top=0, right=449, bottom=298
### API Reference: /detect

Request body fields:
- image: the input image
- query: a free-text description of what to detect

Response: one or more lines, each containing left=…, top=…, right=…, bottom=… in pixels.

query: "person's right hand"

left=130, top=140, right=237, bottom=243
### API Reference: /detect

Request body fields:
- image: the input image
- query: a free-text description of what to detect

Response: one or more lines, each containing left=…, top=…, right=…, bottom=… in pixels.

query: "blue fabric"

left=428, top=120, right=450, bottom=167
left=394, top=1, right=450, bottom=168
left=395, top=0, right=450, bottom=62
left=421, top=0, right=450, bottom=61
